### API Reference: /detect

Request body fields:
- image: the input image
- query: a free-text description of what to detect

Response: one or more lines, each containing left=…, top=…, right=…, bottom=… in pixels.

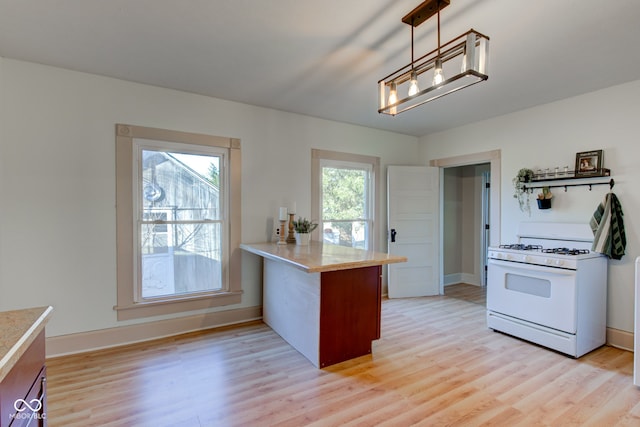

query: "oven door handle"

left=488, top=259, right=576, bottom=275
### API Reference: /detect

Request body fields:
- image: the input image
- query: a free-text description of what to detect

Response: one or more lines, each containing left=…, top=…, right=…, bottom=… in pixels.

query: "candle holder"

left=287, top=213, right=296, bottom=244
left=277, top=220, right=287, bottom=245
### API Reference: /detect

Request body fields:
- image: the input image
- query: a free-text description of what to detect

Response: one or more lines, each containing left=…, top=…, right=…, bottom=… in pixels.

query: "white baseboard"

left=444, top=273, right=481, bottom=287
left=46, top=306, right=262, bottom=358
left=443, top=274, right=462, bottom=286
left=461, top=273, right=481, bottom=287
left=606, top=327, right=633, bottom=352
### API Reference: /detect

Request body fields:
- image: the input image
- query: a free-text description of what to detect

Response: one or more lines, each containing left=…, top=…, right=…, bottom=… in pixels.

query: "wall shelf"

left=529, top=168, right=610, bottom=183
left=523, top=170, right=614, bottom=193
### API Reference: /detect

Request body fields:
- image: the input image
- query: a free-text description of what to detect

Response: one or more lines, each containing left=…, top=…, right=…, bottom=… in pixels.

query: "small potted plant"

left=513, top=168, right=535, bottom=215
left=537, top=186, right=553, bottom=209
left=292, top=217, right=318, bottom=246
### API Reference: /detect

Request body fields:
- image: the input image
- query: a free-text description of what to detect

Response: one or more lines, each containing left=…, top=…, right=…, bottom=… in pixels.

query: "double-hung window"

left=136, top=142, right=226, bottom=299
left=116, top=124, right=241, bottom=320
left=312, top=149, right=379, bottom=251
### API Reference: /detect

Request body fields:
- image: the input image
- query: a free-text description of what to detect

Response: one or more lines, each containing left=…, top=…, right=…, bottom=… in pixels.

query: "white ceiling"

left=1, top=0, right=640, bottom=137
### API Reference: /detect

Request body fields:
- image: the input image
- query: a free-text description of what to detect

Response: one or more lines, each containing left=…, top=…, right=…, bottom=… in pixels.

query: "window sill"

left=114, top=291, right=243, bottom=321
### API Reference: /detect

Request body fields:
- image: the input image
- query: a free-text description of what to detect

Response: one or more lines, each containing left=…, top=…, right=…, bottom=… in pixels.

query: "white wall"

left=420, top=80, right=640, bottom=333
left=443, top=168, right=462, bottom=277
left=0, top=58, right=420, bottom=337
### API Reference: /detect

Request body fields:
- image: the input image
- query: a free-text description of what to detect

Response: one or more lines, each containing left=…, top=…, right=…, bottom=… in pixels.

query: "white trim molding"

left=443, top=274, right=463, bottom=286
left=444, top=275, right=482, bottom=287
left=115, top=124, right=243, bottom=320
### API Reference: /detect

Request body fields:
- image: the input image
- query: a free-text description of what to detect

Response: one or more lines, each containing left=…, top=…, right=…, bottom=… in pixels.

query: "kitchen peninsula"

left=241, top=242, right=406, bottom=368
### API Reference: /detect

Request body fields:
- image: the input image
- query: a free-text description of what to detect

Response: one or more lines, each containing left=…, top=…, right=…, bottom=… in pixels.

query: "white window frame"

left=311, top=149, right=379, bottom=251
left=116, top=124, right=242, bottom=321
left=133, top=140, right=229, bottom=302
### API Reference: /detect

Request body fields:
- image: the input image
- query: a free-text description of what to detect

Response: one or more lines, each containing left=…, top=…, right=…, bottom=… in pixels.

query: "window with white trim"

left=116, top=124, right=241, bottom=320
left=312, top=149, right=379, bottom=251
left=135, top=142, right=227, bottom=299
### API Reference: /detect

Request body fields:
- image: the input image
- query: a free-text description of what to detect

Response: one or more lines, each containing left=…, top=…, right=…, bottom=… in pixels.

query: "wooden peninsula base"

left=241, top=242, right=406, bottom=368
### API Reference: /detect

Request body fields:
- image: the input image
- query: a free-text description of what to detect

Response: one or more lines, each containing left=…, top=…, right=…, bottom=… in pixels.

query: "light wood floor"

left=46, top=296, right=639, bottom=426
left=444, top=283, right=487, bottom=306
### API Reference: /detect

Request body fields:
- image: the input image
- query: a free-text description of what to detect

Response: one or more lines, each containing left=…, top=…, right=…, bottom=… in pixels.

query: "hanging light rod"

left=378, top=0, right=489, bottom=116
left=401, top=0, right=449, bottom=27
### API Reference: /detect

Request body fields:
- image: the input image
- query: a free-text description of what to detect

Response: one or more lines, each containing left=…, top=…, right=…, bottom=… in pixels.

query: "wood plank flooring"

left=444, top=283, right=486, bottom=306
left=45, top=296, right=639, bottom=426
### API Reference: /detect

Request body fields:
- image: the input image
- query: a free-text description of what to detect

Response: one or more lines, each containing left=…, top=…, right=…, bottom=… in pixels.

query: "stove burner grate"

left=499, top=244, right=543, bottom=251
left=542, top=248, right=590, bottom=256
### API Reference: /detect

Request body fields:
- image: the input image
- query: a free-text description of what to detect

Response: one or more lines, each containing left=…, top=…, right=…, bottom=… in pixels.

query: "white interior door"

left=387, top=166, right=440, bottom=298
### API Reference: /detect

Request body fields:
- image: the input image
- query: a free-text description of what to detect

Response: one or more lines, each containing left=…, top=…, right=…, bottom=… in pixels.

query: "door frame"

left=481, top=170, right=491, bottom=287
left=430, top=150, right=501, bottom=294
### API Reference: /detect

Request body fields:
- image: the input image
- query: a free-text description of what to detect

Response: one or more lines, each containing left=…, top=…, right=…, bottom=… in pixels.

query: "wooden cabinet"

left=319, top=266, right=382, bottom=367
left=0, top=331, right=47, bottom=427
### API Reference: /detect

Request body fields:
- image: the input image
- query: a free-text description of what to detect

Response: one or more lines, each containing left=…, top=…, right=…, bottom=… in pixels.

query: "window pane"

left=321, top=167, right=366, bottom=220
left=322, top=220, right=368, bottom=249
left=140, top=148, right=223, bottom=299
left=141, top=222, right=222, bottom=298
left=313, top=150, right=378, bottom=253
left=142, top=150, right=220, bottom=221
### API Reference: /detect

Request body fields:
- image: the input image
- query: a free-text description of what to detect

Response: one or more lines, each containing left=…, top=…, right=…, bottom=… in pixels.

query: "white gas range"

left=487, top=222, right=608, bottom=358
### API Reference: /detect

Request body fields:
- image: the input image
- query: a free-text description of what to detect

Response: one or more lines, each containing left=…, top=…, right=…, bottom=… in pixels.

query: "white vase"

left=295, top=232, right=310, bottom=246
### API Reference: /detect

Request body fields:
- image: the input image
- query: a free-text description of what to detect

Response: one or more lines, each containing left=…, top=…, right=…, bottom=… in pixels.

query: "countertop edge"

left=0, top=306, right=53, bottom=383
left=240, top=243, right=407, bottom=273
left=305, top=258, right=408, bottom=273
left=241, top=243, right=311, bottom=272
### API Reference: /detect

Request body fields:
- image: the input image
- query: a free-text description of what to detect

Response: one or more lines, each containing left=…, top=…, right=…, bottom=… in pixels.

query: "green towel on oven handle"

left=590, top=192, right=626, bottom=260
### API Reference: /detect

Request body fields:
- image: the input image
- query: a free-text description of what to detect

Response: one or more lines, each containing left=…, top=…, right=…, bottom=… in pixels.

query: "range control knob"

left=505, top=254, right=512, bottom=260
left=555, top=259, right=564, bottom=266
left=545, top=258, right=553, bottom=265
left=523, top=255, right=532, bottom=263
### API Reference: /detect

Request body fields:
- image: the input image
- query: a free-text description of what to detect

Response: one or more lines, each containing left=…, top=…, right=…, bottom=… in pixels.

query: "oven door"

left=487, top=259, right=577, bottom=333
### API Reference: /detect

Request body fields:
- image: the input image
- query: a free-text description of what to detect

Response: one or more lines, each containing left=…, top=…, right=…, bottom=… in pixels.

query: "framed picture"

left=575, top=150, right=603, bottom=177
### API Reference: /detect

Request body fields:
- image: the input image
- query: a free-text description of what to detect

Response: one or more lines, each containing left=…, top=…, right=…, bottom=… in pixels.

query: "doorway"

left=441, top=164, right=490, bottom=299
left=430, top=150, right=501, bottom=302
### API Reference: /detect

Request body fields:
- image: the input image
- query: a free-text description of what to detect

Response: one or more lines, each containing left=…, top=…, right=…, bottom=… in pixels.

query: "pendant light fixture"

left=378, top=0, right=489, bottom=116
left=408, top=25, right=420, bottom=96
left=432, top=3, right=444, bottom=86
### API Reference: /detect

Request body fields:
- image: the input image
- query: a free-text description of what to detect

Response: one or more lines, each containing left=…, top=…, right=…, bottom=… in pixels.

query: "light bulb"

left=408, top=70, right=419, bottom=96
left=388, top=82, right=398, bottom=115
left=432, top=58, right=444, bottom=86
